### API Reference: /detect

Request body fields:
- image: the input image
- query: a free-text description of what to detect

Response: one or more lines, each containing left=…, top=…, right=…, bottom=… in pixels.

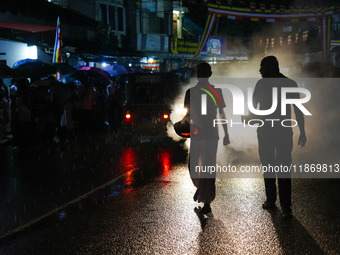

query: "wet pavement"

left=0, top=131, right=340, bottom=254
left=0, top=128, right=183, bottom=237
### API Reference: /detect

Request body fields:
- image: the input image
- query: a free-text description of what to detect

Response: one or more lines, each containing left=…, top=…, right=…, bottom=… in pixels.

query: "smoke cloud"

left=167, top=56, right=340, bottom=169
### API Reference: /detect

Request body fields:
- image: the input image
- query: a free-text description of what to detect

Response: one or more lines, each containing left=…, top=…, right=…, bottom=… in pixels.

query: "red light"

left=163, top=114, right=169, bottom=119
left=159, top=150, right=171, bottom=179
left=125, top=113, right=131, bottom=119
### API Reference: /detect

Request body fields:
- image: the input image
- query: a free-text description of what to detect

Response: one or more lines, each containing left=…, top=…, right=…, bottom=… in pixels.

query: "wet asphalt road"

left=0, top=131, right=340, bottom=254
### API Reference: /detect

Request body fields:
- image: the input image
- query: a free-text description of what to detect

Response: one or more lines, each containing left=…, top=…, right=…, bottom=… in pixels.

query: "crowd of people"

left=0, top=75, right=123, bottom=148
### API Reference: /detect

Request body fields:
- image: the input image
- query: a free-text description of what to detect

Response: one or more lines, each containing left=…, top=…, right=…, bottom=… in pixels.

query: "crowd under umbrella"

left=0, top=63, right=17, bottom=78
left=79, top=66, right=111, bottom=80
left=58, top=73, right=75, bottom=84
left=12, top=58, right=41, bottom=68
left=102, top=64, right=129, bottom=76
left=52, top=63, right=77, bottom=75
left=13, top=62, right=57, bottom=82
left=59, top=69, right=109, bottom=88
left=126, top=66, right=146, bottom=74
left=31, top=78, right=74, bottom=109
left=31, top=77, right=61, bottom=88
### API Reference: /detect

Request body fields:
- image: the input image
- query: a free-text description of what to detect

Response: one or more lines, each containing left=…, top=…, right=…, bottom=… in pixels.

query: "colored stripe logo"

left=200, top=88, right=217, bottom=106
left=199, top=83, right=223, bottom=116
left=199, top=83, right=223, bottom=107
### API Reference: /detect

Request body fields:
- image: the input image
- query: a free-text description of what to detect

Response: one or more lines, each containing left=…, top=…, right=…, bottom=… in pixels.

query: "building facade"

left=47, top=0, right=180, bottom=71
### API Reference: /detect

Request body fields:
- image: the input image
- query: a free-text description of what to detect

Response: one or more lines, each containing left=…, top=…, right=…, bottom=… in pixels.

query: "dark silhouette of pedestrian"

left=74, top=79, right=96, bottom=135
left=253, top=56, right=307, bottom=218
left=106, top=77, right=122, bottom=129
left=0, top=81, right=10, bottom=142
left=13, top=78, right=33, bottom=148
left=184, top=62, right=230, bottom=215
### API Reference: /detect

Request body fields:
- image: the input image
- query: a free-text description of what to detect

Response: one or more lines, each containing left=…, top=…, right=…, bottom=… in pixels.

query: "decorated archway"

left=192, top=2, right=335, bottom=62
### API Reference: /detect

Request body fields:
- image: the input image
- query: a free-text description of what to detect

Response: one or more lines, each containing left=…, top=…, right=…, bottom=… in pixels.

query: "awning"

left=0, top=21, right=55, bottom=32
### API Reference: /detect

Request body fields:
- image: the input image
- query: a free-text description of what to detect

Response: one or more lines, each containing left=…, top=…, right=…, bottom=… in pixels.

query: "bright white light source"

left=128, top=63, right=132, bottom=67
left=148, top=58, right=154, bottom=63
left=180, top=107, right=188, bottom=115
left=102, top=62, right=107, bottom=67
left=25, top=45, right=37, bottom=59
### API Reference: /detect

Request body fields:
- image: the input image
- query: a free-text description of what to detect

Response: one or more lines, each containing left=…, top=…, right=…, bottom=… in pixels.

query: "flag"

left=187, top=13, right=217, bottom=66
left=52, top=17, right=62, bottom=79
left=194, top=13, right=217, bottom=58
left=302, top=31, right=308, bottom=41
left=53, top=16, right=62, bottom=64
left=288, top=35, right=292, bottom=45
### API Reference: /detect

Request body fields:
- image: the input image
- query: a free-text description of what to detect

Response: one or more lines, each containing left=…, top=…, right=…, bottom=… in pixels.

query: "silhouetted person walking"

left=253, top=56, right=307, bottom=218
left=184, top=62, right=230, bottom=215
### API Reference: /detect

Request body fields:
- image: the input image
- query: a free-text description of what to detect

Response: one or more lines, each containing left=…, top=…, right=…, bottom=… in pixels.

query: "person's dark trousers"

left=257, top=127, right=293, bottom=208
left=263, top=174, right=291, bottom=208
left=263, top=176, right=276, bottom=205
left=189, top=139, right=218, bottom=204
left=277, top=177, right=291, bottom=208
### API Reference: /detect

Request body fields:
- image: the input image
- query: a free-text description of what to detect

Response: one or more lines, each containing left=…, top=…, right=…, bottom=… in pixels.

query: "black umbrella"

left=52, top=63, right=77, bottom=75
left=0, top=63, right=17, bottom=78
left=12, top=58, right=41, bottom=68
left=13, top=62, right=57, bottom=81
left=59, top=70, right=109, bottom=87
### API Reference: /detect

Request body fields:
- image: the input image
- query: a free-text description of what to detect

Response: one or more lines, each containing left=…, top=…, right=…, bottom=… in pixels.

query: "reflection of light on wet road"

left=106, top=147, right=138, bottom=198
left=233, top=178, right=257, bottom=191
left=10, top=160, right=334, bottom=254
left=120, top=147, right=138, bottom=195
left=159, top=150, right=171, bottom=179
left=124, top=169, right=133, bottom=186
left=152, top=165, right=282, bottom=254
left=107, top=168, right=138, bottom=198
left=123, top=169, right=134, bottom=195
left=121, top=147, right=136, bottom=171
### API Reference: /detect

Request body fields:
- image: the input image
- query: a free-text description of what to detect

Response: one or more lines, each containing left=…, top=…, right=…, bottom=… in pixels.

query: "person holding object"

left=184, top=62, right=230, bottom=215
